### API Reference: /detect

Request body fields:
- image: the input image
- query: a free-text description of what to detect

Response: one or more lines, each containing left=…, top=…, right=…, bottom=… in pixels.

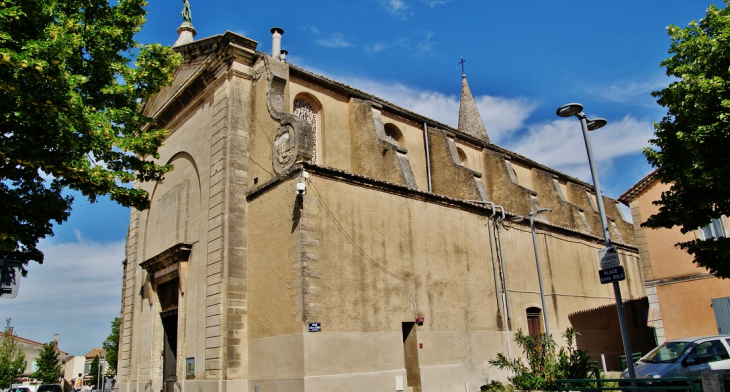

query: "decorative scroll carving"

left=264, top=57, right=313, bottom=174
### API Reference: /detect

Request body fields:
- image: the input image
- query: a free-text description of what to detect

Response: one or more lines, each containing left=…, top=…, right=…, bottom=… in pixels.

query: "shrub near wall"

left=488, top=328, right=596, bottom=391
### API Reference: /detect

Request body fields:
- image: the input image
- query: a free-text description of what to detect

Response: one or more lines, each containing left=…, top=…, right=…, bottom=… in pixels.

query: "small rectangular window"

left=701, top=218, right=725, bottom=241
left=526, top=308, right=541, bottom=337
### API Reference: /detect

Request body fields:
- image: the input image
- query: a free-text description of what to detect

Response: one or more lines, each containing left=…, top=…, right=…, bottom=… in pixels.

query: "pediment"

left=139, top=243, right=192, bottom=274
left=142, top=61, right=204, bottom=118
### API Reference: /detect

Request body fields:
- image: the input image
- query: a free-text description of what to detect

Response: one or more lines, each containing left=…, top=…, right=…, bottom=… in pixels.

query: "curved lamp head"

left=556, top=103, right=584, bottom=118
left=586, top=118, right=607, bottom=131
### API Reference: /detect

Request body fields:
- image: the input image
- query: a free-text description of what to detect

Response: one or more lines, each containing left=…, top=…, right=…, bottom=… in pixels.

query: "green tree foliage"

left=0, top=319, right=26, bottom=389
left=0, top=0, right=181, bottom=270
left=489, top=328, right=595, bottom=391
left=102, top=318, right=119, bottom=376
left=88, top=355, right=100, bottom=387
left=31, top=341, right=62, bottom=384
left=644, top=1, right=730, bottom=278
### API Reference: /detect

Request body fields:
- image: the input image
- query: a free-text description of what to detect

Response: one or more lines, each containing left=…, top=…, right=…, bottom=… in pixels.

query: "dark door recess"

left=158, top=280, right=179, bottom=392
left=402, top=322, right=422, bottom=392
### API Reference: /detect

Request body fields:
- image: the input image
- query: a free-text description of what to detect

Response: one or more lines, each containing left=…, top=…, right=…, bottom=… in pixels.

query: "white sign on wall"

left=598, top=246, right=620, bottom=269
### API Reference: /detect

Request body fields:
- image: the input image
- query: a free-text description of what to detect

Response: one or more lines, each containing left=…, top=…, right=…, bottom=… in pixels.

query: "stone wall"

left=118, top=30, right=644, bottom=392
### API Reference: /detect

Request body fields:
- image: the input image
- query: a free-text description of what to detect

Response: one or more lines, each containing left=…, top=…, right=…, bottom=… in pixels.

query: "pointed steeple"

left=458, top=73, right=490, bottom=143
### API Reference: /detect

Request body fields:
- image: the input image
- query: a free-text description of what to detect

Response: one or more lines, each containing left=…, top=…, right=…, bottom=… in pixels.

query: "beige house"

left=117, top=25, right=653, bottom=392
left=0, top=331, right=65, bottom=388
left=619, top=171, right=730, bottom=343
left=63, top=355, right=85, bottom=388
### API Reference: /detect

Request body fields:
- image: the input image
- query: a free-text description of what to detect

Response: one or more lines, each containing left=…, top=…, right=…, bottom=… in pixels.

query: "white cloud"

left=365, top=37, right=409, bottom=53
left=388, top=0, right=408, bottom=12
left=332, top=75, right=536, bottom=137
left=3, top=238, right=125, bottom=355
left=587, top=77, right=670, bottom=107
left=379, top=0, right=413, bottom=18
left=474, top=95, right=537, bottom=143
left=416, top=31, right=435, bottom=56
left=315, top=32, right=354, bottom=48
left=364, top=32, right=435, bottom=56
left=504, top=116, right=655, bottom=182
left=422, top=0, right=451, bottom=6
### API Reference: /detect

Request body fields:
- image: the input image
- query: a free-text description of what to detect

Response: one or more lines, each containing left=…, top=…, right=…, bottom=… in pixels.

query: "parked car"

left=621, top=335, right=730, bottom=379
left=35, top=385, right=62, bottom=392
left=9, top=387, right=32, bottom=392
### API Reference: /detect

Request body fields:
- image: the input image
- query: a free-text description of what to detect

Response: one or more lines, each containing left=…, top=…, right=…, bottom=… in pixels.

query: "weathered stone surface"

left=119, top=30, right=643, bottom=392
left=349, top=98, right=417, bottom=188
left=458, top=74, right=490, bottom=143
left=428, top=126, right=487, bottom=201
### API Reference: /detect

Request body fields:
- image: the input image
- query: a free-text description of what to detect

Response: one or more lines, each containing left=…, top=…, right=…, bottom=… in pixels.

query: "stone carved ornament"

left=264, top=57, right=313, bottom=174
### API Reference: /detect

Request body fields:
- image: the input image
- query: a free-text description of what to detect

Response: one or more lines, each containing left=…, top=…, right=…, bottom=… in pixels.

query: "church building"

left=117, top=12, right=653, bottom=392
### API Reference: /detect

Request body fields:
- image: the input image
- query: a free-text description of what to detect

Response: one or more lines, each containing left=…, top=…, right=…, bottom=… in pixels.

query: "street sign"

left=598, top=246, right=620, bottom=269
left=599, top=266, right=626, bottom=284
left=308, top=322, right=321, bottom=332
left=0, top=259, right=22, bottom=299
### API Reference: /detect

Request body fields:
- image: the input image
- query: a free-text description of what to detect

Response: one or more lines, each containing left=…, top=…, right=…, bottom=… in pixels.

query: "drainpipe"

left=495, top=206, right=512, bottom=324
left=423, top=122, right=432, bottom=192
left=483, top=202, right=502, bottom=317
left=271, top=27, right=284, bottom=60
left=467, top=200, right=512, bottom=360
left=494, top=205, right=513, bottom=360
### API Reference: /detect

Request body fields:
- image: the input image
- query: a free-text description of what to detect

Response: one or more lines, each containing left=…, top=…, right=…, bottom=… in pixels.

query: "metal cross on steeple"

left=459, top=57, right=466, bottom=75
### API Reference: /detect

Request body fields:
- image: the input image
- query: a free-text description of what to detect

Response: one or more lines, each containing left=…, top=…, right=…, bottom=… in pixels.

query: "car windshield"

left=642, top=341, right=693, bottom=363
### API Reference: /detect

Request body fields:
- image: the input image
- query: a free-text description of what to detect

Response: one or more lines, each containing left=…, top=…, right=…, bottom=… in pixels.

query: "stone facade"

left=118, top=31, right=648, bottom=392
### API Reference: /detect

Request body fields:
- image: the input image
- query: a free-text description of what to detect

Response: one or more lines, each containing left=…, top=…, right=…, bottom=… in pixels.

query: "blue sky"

left=1, top=0, right=718, bottom=356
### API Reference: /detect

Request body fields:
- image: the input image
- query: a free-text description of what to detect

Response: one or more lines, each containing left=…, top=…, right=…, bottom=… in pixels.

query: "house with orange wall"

left=619, top=170, right=730, bottom=342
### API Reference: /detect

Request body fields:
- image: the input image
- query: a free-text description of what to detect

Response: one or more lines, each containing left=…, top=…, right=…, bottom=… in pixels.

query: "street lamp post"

left=556, top=103, right=636, bottom=379
left=512, top=208, right=552, bottom=338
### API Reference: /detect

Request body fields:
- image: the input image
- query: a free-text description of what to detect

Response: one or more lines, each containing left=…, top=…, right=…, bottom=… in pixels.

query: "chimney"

left=54, top=334, right=59, bottom=349
left=7, top=327, right=12, bottom=335
left=271, top=27, right=284, bottom=60
left=280, top=50, right=288, bottom=63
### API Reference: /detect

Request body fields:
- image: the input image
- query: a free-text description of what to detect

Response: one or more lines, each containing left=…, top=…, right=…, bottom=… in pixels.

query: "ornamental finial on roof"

left=174, top=0, right=197, bottom=47
left=181, top=0, right=193, bottom=26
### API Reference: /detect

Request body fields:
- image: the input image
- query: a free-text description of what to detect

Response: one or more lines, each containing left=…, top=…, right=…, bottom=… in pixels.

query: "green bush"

left=481, top=380, right=515, bottom=392
left=488, top=328, right=596, bottom=391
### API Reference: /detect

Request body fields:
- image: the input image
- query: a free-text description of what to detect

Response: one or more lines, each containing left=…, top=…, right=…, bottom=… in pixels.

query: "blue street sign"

left=599, top=266, right=625, bottom=284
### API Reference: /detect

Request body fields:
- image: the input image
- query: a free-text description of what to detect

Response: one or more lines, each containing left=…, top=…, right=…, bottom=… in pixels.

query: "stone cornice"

left=145, top=32, right=259, bottom=130
left=139, top=243, right=192, bottom=274
left=246, top=163, right=639, bottom=252
left=618, top=168, right=659, bottom=205
left=173, top=31, right=258, bottom=59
